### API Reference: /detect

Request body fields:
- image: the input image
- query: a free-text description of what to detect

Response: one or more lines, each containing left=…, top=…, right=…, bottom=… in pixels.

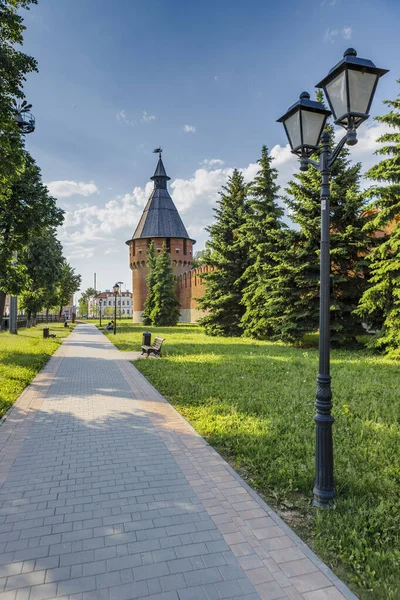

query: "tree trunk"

left=46, top=307, right=49, bottom=323
left=0, top=291, right=6, bottom=330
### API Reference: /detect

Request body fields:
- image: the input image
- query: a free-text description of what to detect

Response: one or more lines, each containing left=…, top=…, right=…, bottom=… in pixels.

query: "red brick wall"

left=176, top=266, right=215, bottom=310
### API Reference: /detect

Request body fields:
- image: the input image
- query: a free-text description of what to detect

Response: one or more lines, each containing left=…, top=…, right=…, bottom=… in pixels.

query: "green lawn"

left=0, top=322, right=74, bottom=418
left=103, top=323, right=400, bottom=600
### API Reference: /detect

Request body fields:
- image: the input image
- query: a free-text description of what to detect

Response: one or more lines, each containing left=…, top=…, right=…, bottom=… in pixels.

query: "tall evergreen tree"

left=240, top=146, right=288, bottom=338
left=280, top=98, right=371, bottom=345
left=142, top=241, right=157, bottom=326
left=198, top=169, right=248, bottom=336
left=356, top=79, right=400, bottom=356
left=150, top=246, right=181, bottom=326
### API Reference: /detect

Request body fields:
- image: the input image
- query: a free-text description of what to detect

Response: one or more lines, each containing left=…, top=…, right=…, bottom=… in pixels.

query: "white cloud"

left=183, top=124, right=196, bottom=133
left=342, top=27, right=352, bottom=39
left=324, top=26, right=352, bottom=42
left=47, top=180, right=99, bottom=198
left=116, top=110, right=156, bottom=127
left=141, top=111, right=156, bottom=124
left=324, top=27, right=338, bottom=42
left=201, top=158, right=224, bottom=168
left=117, top=110, right=129, bottom=125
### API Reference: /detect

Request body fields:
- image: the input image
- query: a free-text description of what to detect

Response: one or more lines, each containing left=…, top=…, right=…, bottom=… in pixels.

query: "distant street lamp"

left=278, top=49, right=388, bottom=508
left=9, top=102, right=36, bottom=335
left=99, top=298, right=102, bottom=327
left=113, top=283, right=120, bottom=335
left=118, top=281, right=123, bottom=321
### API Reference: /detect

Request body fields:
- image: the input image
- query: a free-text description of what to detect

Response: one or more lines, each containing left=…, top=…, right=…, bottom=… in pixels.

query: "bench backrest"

left=153, top=337, right=165, bottom=349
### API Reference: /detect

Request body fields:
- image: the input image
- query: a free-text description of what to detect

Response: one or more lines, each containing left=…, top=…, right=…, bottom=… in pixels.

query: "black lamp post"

left=118, top=281, right=123, bottom=321
left=9, top=104, right=36, bottom=335
left=99, top=299, right=102, bottom=327
left=278, top=49, right=388, bottom=508
left=113, top=283, right=119, bottom=335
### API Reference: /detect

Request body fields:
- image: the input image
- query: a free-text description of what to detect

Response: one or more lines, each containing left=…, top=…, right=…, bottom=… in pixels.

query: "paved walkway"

left=0, top=324, right=357, bottom=600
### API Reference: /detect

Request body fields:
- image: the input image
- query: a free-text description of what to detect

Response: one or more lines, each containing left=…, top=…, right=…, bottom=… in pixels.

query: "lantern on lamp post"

left=277, top=49, right=388, bottom=508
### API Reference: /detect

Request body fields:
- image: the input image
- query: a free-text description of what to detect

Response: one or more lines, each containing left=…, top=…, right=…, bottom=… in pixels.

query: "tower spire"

left=151, top=148, right=170, bottom=188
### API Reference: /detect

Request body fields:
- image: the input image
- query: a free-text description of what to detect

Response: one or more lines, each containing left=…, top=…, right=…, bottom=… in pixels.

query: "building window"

left=122, top=309, right=125, bottom=314
left=109, top=300, right=111, bottom=306
left=166, top=237, right=171, bottom=252
left=183, top=239, right=187, bottom=255
left=122, top=301, right=125, bottom=306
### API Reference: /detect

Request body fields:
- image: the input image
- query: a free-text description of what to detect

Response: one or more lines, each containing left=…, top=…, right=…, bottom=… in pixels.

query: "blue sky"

left=21, top=0, right=400, bottom=296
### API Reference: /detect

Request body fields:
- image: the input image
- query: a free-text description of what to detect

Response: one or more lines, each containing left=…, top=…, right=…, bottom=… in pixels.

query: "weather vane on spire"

left=153, top=147, right=163, bottom=158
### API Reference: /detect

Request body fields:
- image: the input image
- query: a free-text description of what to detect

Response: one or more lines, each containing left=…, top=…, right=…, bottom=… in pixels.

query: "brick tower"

left=126, top=152, right=195, bottom=322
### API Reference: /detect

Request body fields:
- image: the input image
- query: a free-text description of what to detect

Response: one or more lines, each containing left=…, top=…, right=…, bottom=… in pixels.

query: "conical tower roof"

left=130, top=155, right=194, bottom=241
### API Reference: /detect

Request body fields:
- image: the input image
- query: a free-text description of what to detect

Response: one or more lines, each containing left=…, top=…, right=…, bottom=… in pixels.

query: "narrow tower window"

left=183, top=239, right=187, bottom=255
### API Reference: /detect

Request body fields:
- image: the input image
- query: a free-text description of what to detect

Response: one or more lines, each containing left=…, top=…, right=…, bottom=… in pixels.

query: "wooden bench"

left=141, top=336, right=165, bottom=358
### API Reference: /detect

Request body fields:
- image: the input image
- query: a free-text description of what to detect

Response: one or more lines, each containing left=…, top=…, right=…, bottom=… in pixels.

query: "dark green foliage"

left=19, top=229, right=64, bottom=318
left=0, top=152, right=65, bottom=320
left=142, top=241, right=157, bottom=326
left=240, top=146, right=288, bottom=338
left=149, top=246, right=181, bottom=326
left=356, top=80, right=400, bottom=357
left=0, top=0, right=38, bottom=220
left=281, top=101, right=371, bottom=345
left=199, top=170, right=248, bottom=336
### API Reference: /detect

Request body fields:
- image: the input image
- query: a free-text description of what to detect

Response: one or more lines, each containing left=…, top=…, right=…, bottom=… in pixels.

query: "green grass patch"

left=103, top=323, right=400, bottom=599
left=0, top=323, right=74, bottom=418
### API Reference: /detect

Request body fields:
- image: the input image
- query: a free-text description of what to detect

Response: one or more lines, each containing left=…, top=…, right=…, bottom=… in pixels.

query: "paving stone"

left=291, top=571, right=332, bottom=593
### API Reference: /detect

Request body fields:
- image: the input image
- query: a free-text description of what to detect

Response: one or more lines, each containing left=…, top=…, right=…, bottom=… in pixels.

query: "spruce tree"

left=240, top=146, right=288, bottom=338
left=198, top=169, right=248, bottom=336
left=280, top=98, right=371, bottom=345
left=150, top=245, right=181, bottom=326
left=356, top=79, right=400, bottom=356
left=142, top=241, right=157, bottom=326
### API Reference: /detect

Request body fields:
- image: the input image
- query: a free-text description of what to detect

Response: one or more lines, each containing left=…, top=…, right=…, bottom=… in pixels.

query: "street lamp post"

left=99, top=299, right=102, bottom=327
left=278, top=49, right=388, bottom=508
left=113, top=283, right=119, bottom=335
left=9, top=104, right=36, bottom=335
left=118, top=281, right=123, bottom=321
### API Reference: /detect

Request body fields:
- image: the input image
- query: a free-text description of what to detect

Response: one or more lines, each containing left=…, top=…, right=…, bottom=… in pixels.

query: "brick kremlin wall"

left=176, top=265, right=215, bottom=323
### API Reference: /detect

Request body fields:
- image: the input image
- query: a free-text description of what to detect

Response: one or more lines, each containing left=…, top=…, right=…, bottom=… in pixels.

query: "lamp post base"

left=312, top=487, right=335, bottom=508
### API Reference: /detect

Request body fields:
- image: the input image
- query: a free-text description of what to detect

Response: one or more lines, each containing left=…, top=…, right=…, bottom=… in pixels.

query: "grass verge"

left=0, top=322, right=74, bottom=418
left=103, top=323, right=400, bottom=599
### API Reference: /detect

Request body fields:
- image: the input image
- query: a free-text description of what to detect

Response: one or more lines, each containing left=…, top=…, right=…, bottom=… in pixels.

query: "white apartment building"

left=88, top=291, right=133, bottom=318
